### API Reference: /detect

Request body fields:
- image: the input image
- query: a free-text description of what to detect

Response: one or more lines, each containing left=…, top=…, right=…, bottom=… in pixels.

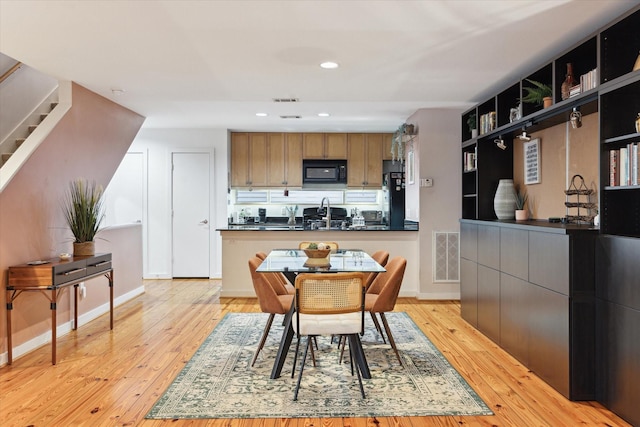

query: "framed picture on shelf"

left=524, top=139, right=541, bottom=184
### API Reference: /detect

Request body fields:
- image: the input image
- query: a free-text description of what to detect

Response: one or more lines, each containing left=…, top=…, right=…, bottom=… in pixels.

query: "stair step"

left=40, top=113, right=48, bottom=122
left=15, top=138, right=26, bottom=148
left=2, top=153, right=12, bottom=162
left=28, top=125, right=37, bottom=134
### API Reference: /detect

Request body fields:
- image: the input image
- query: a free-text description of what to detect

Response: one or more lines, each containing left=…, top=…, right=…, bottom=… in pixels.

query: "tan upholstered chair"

left=365, top=256, right=407, bottom=366
left=248, top=257, right=294, bottom=367
left=255, top=252, right=294, bottom=295
left=291, top=272, right=367, bottom=400
left=364, top=250, right=389, bottom=290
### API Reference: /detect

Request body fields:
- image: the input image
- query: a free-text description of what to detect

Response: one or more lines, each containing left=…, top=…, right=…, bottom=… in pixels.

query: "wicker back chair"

left=291, top=272, right=366, bottom=400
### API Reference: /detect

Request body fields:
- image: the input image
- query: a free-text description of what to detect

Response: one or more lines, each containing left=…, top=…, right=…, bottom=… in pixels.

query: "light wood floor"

left=0, top=279, right=630, bottom=427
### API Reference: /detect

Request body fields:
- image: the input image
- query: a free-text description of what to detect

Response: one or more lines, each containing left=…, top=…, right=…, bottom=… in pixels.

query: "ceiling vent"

left=273, top=98, right=299, bottom=103
left=280, top=115, right=302, bottom=119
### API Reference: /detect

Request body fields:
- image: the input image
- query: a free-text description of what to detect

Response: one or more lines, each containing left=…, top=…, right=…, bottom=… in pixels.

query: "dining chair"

left=248, top=257, right=294, bottom=367
left=291, top=272, right=367, bottom=400
left=255, top=252, right=294, bottom=295
left=298, top=241, right=339, bottom=251
left=364, top=250, right=389, bottom=290
left=365, top=256, right=407, bottom=366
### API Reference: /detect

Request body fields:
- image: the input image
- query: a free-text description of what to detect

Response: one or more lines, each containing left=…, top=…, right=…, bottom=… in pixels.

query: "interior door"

left=172, top=152, right=211, bottom=277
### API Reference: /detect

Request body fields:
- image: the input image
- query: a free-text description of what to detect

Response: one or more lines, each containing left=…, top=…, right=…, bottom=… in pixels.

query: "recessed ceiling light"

left=255, top=113, right=268, bottom=117
left=320, top=61, right=339, bottom=69
left=318, top=113, right=330, bottom=117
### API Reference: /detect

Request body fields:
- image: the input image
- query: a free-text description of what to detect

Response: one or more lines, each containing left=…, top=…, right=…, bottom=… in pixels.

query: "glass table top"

left=256, top=249, right=386, bottom=274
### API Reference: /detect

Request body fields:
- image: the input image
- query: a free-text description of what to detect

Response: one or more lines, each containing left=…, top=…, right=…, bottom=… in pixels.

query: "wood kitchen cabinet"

left=266, top=133, right=302, bottom=187
left=230, top=133, right=268, bottom=188
left=302, top=133, right=347, bottom=159
left=347, top=133, right=383, bottom=188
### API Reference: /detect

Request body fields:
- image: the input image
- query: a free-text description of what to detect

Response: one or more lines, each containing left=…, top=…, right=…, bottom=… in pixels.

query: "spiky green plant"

left=514, top=189, right=528, bottom=210
left=521, top=79, right=552, bottom=106
left=62, top=179, right=105, bottom=242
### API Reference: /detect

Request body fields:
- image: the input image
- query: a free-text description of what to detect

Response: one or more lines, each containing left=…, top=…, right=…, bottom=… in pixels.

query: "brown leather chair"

left=255, top=252, right=294, bottom=295
left=364, top=250, right=389, bottom=290
left=248, top=257, right=294, bottom=366
left=365, top=256, right=407, bottom=366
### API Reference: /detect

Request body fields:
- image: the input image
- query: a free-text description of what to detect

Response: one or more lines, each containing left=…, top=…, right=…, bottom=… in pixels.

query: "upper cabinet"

left=347, top=133, right=383, bottom=188
left=302, top=133, right=348, bottom=159
left=266, top=133, right=303, bottom=187
left=230, top=133, right=268, bottom=188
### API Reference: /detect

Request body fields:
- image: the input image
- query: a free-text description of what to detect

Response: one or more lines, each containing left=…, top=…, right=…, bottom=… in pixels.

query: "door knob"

left=200, top=219, right=208, bottom=224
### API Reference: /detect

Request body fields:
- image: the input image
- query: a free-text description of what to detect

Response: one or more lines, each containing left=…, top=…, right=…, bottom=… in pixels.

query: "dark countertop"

left=459, top=218, right=599, bottom=235
left=217, top=224, right=419, bottom=232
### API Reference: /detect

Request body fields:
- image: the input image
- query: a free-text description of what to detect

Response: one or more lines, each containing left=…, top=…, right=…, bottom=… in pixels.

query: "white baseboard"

left=0, top=285, right=145, bottom=366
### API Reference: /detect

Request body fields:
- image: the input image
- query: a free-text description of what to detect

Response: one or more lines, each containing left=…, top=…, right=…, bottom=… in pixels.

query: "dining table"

left=256, top=248, right=386, bottom=379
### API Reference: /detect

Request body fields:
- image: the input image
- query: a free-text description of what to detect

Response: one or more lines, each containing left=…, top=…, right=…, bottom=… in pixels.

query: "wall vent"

left=433, top=231, right=459, bottom=282
left=279, top=115, right=302, bottom=119
left=272, top=98, right=299, bottom=103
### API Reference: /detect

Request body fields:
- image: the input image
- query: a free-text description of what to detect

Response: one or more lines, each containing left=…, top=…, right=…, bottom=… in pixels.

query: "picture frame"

left=523, top=138, right=540, bottom=185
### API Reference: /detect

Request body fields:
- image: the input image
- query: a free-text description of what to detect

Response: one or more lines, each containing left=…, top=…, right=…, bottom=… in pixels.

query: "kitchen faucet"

left=319, top=197, right=331, bottom=229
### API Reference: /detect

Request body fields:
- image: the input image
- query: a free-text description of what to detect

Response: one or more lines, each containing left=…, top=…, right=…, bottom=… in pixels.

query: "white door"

left=172, top=152, right=211, bottom=277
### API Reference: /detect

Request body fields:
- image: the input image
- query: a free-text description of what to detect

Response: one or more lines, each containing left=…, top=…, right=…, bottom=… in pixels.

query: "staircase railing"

left=0, top=61, right=22, bottom=84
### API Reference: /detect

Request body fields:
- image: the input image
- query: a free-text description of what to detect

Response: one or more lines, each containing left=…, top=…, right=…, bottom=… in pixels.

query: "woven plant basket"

left=73, top=241, right=95, bottom=256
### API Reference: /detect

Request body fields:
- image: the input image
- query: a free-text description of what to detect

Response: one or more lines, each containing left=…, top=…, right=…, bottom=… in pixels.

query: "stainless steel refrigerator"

left=383, top=172, right=405, bottom=230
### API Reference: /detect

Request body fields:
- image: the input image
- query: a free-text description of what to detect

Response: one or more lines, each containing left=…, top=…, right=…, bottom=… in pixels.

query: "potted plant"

left=514, top=189, right=529, bottom=221
left=62, top=179, right=105, bottom=256
left=467, top=112, right=477, bottom=138
left=521, top=79, right=553, bottom=108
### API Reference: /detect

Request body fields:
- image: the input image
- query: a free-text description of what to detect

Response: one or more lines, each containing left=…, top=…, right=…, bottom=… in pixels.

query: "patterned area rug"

left=146, top=312, right=492, bottom=419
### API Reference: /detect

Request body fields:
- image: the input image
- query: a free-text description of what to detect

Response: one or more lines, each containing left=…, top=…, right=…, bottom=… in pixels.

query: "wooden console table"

left=6, top=253, right=113, bottom=365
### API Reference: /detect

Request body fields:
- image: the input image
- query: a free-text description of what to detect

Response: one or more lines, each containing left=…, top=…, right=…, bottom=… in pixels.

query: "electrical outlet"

left=420, top=178, right=433, bottom=187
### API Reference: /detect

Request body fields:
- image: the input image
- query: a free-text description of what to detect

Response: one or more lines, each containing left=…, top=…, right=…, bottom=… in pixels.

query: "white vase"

left=494, top=179, right=516, bottom=220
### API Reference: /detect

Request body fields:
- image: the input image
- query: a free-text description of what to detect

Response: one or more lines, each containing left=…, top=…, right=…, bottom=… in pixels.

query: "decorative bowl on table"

left=303, top=248, right=331, bottom=259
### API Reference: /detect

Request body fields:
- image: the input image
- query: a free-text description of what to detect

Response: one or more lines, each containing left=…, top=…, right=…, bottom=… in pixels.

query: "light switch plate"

left=420, top=178, right=433, bottom=187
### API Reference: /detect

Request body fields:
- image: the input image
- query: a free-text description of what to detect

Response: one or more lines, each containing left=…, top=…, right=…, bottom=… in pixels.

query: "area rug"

left=146, top=312, right=492, bottom=419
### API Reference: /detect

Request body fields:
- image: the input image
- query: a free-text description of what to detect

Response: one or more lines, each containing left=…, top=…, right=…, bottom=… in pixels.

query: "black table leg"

left=348, top=334, right=371, bottom=379
left=270, top=304, right=295, bottom=379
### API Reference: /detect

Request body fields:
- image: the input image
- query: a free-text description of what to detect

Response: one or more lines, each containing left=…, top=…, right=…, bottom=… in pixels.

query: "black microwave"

left=302, top=160, right=347, bottom=185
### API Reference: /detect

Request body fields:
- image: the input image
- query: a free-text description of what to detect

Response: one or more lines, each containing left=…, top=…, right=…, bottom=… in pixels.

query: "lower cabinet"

left=595, top=235, right=640, bottom=426
left=459, top=220, right=596, bottom=401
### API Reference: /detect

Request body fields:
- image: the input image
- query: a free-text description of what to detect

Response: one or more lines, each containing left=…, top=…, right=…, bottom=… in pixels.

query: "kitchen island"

left=218, top=226, right=419, bottom=297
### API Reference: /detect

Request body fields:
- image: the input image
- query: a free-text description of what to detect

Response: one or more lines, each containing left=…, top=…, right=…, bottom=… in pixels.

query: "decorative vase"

left=633, top=51, right=640, bottom=72
left=543, top=97, right=553, bottom=108
left=494, top=179, right=517, bottom=220
left=636, top=113, right=640, bottom=133
left=73, top=241, right=95, bottom=256
left=515, top=209, right=529, bottom=221
left=561, top=63, right=576, bottom=100
left=471, top=129, right=478, bottom=138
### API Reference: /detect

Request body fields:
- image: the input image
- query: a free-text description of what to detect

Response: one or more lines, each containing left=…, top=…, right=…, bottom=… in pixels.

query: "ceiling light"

left=318, top=113, right=330, bottom=117
left=255, top=113, right=267, bottom=117
left=320, top=61, right=339, bottom=69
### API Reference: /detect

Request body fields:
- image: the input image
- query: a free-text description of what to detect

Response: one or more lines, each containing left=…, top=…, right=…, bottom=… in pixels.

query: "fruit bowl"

left=303, top=248, right=331, bottom=258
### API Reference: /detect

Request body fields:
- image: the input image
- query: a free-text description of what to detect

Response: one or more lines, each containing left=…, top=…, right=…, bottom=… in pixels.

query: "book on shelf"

left=579, top=68, right=598, bottom=92
left=569, top=84, right=581, bottom=98
left=463, top=151, right=477, bottom=171
left=479, top=111, right=496, bottom=135
left=610, top=143, right=639, bottom=187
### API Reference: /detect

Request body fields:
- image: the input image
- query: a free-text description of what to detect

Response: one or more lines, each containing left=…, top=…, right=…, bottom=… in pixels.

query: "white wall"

left=406, top=108, right=463, bottom=299
left=129, top=128, right=229, bottom=278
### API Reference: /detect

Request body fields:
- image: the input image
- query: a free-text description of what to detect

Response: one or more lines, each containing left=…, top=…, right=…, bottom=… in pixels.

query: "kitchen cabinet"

left=347, top=133, right=383, bottom=188
left=302, top=133, right=347, bottom=159
left=266, top=133, right=302, bottom=187
left=382, top=133, right=394, bottom=160
left=230, top=133, right=268, bottom=188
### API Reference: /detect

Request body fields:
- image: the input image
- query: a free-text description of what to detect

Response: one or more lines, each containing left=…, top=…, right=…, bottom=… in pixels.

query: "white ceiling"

left=0, top=0, right=637, bottom=132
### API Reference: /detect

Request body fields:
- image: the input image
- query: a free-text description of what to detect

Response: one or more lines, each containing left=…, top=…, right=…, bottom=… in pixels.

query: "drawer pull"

left=63, top=267, right=86, bottom=276
left=90, top=261, right=111, bottom=268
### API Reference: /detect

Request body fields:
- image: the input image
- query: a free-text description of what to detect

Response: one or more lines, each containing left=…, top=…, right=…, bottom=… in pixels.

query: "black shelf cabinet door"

left=601, top=8, right=640, bottom=84
left=601, top=189, right=640, bottom=238
left=599, top=78, right=640, bottom=140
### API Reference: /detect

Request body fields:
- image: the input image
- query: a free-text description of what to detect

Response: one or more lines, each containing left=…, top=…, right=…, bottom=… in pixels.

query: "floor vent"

left=433, top=231, right=459, bottom=282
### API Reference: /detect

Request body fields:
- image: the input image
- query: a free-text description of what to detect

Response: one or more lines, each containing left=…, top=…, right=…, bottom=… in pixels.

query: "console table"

left=6, top=253, right=113, bottom=365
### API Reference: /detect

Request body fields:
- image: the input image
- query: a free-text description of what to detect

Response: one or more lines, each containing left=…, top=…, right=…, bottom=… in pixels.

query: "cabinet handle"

left=63, top=267, right=87, bottom=276
left=89, top=261, right=111, bottom=268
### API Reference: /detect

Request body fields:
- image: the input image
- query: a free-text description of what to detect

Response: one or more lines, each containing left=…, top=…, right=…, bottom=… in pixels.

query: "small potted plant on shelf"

left=62, top=178, right=105, bottom=256
left=521, top=79, right=553, bottom=108
left=467, top=112, right=477, bottom=138
left=514, top=189, right=529, bottom=221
